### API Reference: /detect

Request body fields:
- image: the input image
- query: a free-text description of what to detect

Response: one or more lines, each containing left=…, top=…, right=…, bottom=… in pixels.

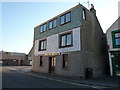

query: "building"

left=28, top=46, right=34, bottom=65
left=32, top=4, right=108, bottom=78
left=0, top=51, right=29, bottom=66
left=106, top=17, right=120, bottom=76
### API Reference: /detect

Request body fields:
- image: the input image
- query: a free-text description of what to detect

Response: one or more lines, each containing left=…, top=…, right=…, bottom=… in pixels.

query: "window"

left=66, top=12, right=70, bottom=23
left=40, top=24, right=47, bottom=33
left=60, top=33, right=72, bottom=47
left=53, top=19, right=57, bottom=28
left=49, top=21, right=53, bottom=29
left=60, top=12, right=71, bottom=25
left=83, top=8, right=86, bottom=20
left=40, top=56, right=43, bottom=66
left=43, top=24, right=47, bottom=32
left=38, top=39, right=47, bottom=51
left=60, top=16, right=65, bottom=25
left=115, top=33, right=120, bottom=45
left=112, top=30, right=120, bottom=48
left=63, top=54, right=68, bottom=68
left=6, top=52, right=10, bottom=55
left=40, top=26, right=43, bottom=33
left=49, top=19, right=57, bottom=30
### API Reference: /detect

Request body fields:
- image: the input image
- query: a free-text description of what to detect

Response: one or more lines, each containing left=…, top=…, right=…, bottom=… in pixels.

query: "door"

left=49, top=57, right=56, bottom=73
left=111, top=52, right=120, bottom=76
left=114, top=54, right=120, bottom=76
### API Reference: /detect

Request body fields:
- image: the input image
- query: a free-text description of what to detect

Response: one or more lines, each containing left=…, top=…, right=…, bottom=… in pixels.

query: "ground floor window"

left=40, top=56, right=43, bottom=66
left=114, top=54, right=120, bottom=67
left=111, top=52, right=120, bottom=76
left=63, top=54, right=68, bottom=68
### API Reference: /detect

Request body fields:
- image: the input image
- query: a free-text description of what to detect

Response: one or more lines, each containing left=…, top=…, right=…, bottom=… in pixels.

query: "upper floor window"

left=60, top=12, right=71, bottom=25
left=59, top=33, right=72, bottom=48
left=112, top=30, right=120, bottom=48
left=115, top=33, right=120, bottom=45
left=53, top=19, right=57, bottom=28
left=40, top=24, right=47, bottom=33
left=66, top=12, right=70, bottom=22
left=49, top=21, right=53, bottom=30
left=83, top=8, right=86, bottom=20
left=49, top=19, right=57, bottom=30
left=38, top=39, right=47, bottom=51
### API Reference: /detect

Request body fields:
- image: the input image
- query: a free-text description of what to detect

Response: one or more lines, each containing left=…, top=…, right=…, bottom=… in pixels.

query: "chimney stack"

left=90, top=4, right=96, bottom=16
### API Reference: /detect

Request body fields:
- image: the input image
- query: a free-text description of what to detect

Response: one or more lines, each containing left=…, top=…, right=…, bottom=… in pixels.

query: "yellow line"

left=19, top=71, right=108, bottom=89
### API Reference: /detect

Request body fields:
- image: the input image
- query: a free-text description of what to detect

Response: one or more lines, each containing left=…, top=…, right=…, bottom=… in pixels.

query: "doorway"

left=111, top=51, right=120, bottom=76
left=49, top=57, right=56, bottom=73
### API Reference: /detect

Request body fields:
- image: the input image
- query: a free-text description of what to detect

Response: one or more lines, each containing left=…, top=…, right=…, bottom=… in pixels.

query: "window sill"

left=60, top=21, right=71, bottom=26
left=38, top=49, right=46, bottom=52
left=113, top=44, right=120, bottom=48
left=48, top=26, right=57, bottom=30
left=59, top=45, right=73, bottom=48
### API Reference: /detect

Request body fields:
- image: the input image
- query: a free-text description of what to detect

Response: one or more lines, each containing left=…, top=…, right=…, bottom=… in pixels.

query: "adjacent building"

left=32, top=4, right=109, bottom=78
left=0, top=51, right=29, bottom=66
left=28, top=46, right=34, bottom=66
left=106, top=17, right=120, bottom=76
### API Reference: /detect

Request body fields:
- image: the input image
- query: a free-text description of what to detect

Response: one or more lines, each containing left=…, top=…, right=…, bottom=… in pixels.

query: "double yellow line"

left=19, top=71, right=109, bottom=89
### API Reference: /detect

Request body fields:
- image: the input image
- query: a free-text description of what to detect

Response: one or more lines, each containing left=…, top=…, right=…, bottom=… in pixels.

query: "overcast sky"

left=1, top=0, right=119, bottom=54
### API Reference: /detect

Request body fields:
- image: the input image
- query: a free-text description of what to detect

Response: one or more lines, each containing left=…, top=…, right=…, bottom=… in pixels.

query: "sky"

left=1, top=0, right=119, bottom=54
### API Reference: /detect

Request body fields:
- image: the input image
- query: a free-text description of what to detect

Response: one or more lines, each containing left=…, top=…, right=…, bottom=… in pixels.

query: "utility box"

left=85, top=68, right=93, bottom=79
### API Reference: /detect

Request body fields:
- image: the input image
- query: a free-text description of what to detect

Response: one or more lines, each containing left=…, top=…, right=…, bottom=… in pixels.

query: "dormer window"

left=49, top=19, right=57, bottom=30
left=40, top=24, right=47, bottom=33
left=60, top=12, right=71, bottom=25
left=83, top=8, right=86, bottom=20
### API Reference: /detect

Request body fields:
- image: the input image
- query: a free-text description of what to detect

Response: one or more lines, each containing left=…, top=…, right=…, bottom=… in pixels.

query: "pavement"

left=17, top=66, right=120, bottom=89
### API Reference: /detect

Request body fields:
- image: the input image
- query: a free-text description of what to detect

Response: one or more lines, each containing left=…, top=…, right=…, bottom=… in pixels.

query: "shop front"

left=110, top=51, right=120, bottom=76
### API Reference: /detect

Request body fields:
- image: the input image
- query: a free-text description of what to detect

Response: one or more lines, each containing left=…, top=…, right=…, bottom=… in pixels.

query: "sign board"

left=44, top=53, right=61, bottom=56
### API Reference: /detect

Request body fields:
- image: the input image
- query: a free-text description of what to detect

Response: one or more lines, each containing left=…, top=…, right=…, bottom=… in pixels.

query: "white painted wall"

left=106, top=18, right=120, bottom=51
left=106, top=18, right=120, bottom=76
left=34, top=27, right=81, bottom=56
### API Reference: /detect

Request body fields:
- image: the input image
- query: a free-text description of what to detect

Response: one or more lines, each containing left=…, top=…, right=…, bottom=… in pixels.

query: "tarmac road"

left=1, top=66, right=118, bottom=90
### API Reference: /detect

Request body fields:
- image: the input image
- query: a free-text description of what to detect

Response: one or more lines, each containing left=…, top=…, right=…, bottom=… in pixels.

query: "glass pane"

left=83, top=9, right=86, bottom=20
left=53, top=19, right=57, bottom=28
left=66, top=34, right=72, bottom=45
left=40, top=26, right=43, bottom=33
left=49, top=21, right=53, bottom=29
left=115, top=33, right=120, bottom=38
left=66, top=12, right=70, bottom=23
left=61, top=35, right=66, bottom=46
left=65, top=62, right=68, bottom=68
left=38, top=41, right=41, bottom=51
left=60, top=16, right=65, bottom=25
left=115, top=38, right=120, bottom=45
left=53, top=57, right=56, bottom=66
left=41, top=41, right=44, bottom=50
left=43, top=24, right=47, bottom=31
left=43, top=40, right=47, bottom=49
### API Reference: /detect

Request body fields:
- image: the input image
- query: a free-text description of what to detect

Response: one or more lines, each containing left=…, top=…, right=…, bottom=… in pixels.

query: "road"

left=1, top=66, right=112, bottom=89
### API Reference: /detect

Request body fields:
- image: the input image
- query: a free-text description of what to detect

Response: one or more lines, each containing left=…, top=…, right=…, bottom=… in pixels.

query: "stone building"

left=0, top=51, right=29, bottom=66
left=32, top=4, right=108, bottom=78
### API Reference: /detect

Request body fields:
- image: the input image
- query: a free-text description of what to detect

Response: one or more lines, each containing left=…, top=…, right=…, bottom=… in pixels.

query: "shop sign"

left=44, top=53, right=61, bottom=56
